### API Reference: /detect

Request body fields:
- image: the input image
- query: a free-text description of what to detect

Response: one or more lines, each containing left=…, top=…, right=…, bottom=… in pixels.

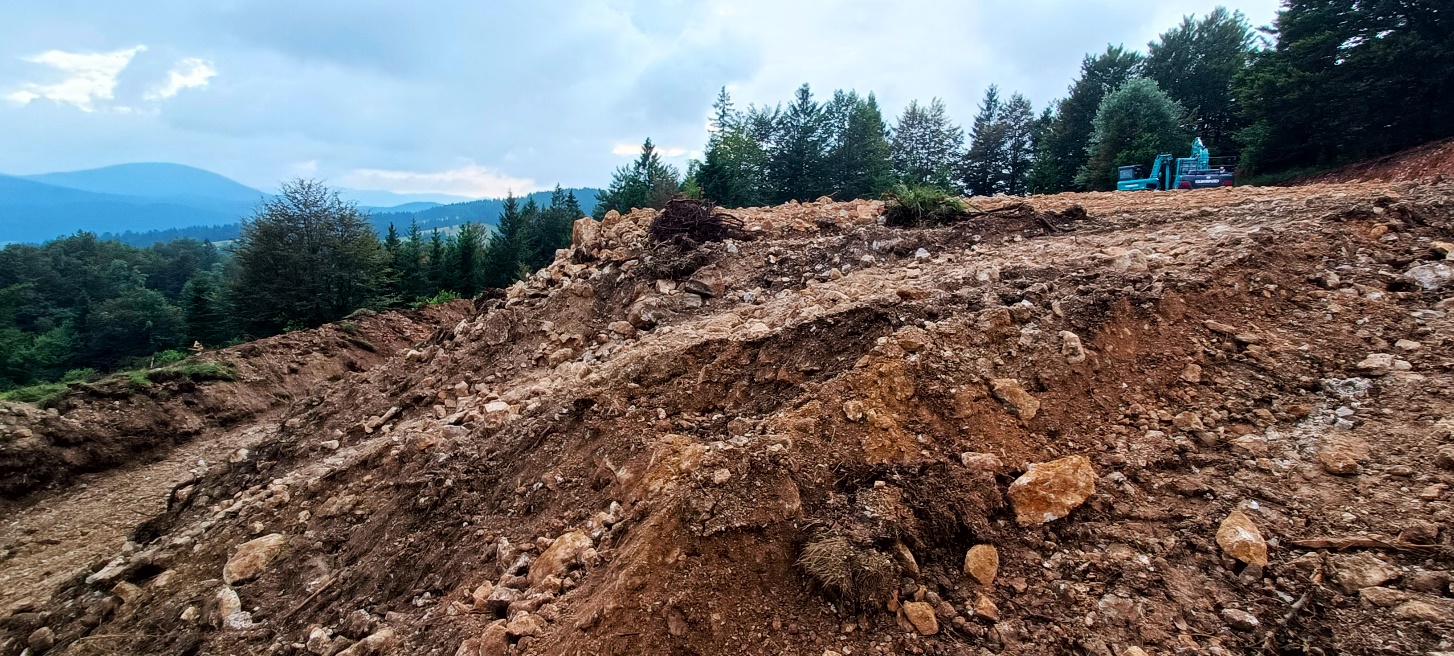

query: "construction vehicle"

left=1116, top=138, right=1236, bottom=191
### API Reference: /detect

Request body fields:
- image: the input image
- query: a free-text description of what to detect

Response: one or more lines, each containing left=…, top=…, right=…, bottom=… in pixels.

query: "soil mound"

left=1291, top=138, right=1454, bottom=185
left=4, top=183, right=1454, bottom=656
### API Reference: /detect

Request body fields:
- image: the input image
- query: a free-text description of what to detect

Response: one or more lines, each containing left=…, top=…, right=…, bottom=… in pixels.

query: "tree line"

left=589, top=1, right=1450, bottom=216
left=0, top=180, right=583, bottom=390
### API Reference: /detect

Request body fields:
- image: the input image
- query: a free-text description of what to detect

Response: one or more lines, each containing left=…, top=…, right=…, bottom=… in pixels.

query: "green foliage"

left=0, top=382, right=71, bottom=406
left=766, top=84, right=832, bottom=203
left=1144, top=7, right=1255, bottom=156
left=592, top=139, right=682, bottom=219
left=1076, top=78, right=1190, bottom=191
left=232, top=179, right=386, bottom=334
left=697, top=89, right=773, bottom=208
left=1234, top=0, right=1454, bottom=175
left=883, top=184, right=967, bottom=228
left=337, top=320, right=360, bottom=335
left=824, top=91, right=895, bottom=200
left=1029, top=46, right=1145, bottom=193
left=890, top=98, right=963, bottom=189
left=961, top=88, right=1041, bottom=195
left=418, top=289, right=462, bottom=306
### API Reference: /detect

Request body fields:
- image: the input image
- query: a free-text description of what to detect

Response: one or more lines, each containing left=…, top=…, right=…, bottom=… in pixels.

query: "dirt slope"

left=1290, top=138, right=1454, bottom=185
left=0, top=302, right=470, bottom=499
left=4, top=183, right=1454, bottom=656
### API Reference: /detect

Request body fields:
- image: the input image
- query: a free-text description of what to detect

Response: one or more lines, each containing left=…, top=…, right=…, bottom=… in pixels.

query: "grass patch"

left=0, top=382, right=71, bottom=406
left=337, top=320, right=361, bottom=335
left=883, top=184, right=967, bottom=228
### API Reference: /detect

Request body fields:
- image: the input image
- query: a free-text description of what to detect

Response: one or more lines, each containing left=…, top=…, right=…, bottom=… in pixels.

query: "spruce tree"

left=890, top=98, right=963, bottom=190
left=698, top=89, right=771, bottom=208
left=824, top=91, right=894, bottom=200
left=450, top=223, right=485, bottom=296
left=1028, top=46, right=1144, bottom=193
left=961, top=86, right=1007, bottom=196
left=481, top=193, right=525, bottom=288
left=1145, top=8, right=1254, bottom=157
left=593, top=140, right=681, bottom=218
left=766, top=84, right=830, bottom=203
left=1000, top=94, right=1038, bottom=196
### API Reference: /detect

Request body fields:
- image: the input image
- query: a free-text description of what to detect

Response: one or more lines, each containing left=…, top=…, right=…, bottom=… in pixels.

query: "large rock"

left=1330, top=552, right=1400, bottom=593
left=336, top=628, right=397, bottom=656
left=528, top=531, right=593, bottom=586
left=1007, top=456, right=1095, bottom=525
left=223, top=533, right=287, bottom=585
left=627, top=295, right=677, bottom=329
left=902, top=601, right=939, bottom=635
left=963, top=544, right=998, bottom=586
left=1215, top=510, right=1268, bottom=567
left=571, top=217, right=601, bottom=252
left=990, top=379, right=1040, bottom=420
left=1405, top=262, right=1453, bottom=290
left=1318, top=436, right=1369, bottom=475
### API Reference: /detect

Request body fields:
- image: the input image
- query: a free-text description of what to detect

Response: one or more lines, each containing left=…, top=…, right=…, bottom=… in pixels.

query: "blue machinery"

left=1116, top=138, right=1234, bottom=191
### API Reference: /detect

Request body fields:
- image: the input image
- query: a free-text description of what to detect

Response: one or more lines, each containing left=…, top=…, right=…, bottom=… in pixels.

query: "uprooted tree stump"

left=649, top=197, right=749, bottom=245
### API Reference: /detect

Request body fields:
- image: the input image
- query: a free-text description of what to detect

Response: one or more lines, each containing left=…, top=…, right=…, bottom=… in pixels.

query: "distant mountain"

left=368, top=188, right=601, bottom=232
left=0, top=174, right=242, bottom=244
left=1, top=161, right=601, bottom=246
left=25, top=163, right=268, bottom=205
left=359, top=201, right=442, bottom=214
left=340, top=189, right=474, bottom=207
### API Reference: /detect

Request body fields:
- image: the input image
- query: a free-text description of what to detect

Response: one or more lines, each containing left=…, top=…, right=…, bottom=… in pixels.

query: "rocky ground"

left=3, top=180, right=1454, bottom=656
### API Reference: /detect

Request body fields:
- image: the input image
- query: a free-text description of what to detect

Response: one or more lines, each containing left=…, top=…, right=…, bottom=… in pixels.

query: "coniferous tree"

left=1145, top=7, right=1255, bottom=156
left=481, top=193, right=525, bottom=289
left=427, top=230, right=448, bottom=292
left=890, top=98, right=963, bottom=190
left=232, top=179, right=385, bottom=333
left=181, top=271, right=229, bottom=347
left=1235, top=0, right=1454, bottom=175
left=450, top=223, right=485, bottom=296
left=1028, top=46, right=1145, bottom=193
left=1000, top=94, right=1039, bottom=196
left=397, top=221, right=427, bottom=301
left=767, top=84, right=830, bottom=203
left=824, top=91, right=894, bottom=200
left=1076, top=78, right=1189, bottom=191
left=593, top=139, right=681, bottom=218
left=961, top=86, right=1007, bottom=196
left=698, top=88, right=771, bottom=208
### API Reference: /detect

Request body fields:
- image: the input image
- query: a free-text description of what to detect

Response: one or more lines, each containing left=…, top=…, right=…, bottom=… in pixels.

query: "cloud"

left=341, top=163, right=537, bottom=198
left=6, top=45, right=146, bottom=111
left=146, top=58, right=216, bottom=100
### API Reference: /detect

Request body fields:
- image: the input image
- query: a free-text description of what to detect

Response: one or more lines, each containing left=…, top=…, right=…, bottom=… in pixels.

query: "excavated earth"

left=4, top=181, right=1454, bottom=656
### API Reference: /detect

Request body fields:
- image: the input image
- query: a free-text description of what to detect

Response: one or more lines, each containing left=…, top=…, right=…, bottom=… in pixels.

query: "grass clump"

left=883, top=184, right=967, bottom=228
left=797, top=533, right=897, bottom=607
left=337, top=320, right=361, bottom=335
left=0, top=382, right=71, bottom=406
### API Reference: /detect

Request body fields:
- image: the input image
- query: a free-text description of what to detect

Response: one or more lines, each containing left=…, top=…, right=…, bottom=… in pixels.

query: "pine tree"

left=890, top=98, right=963, bottom=190
left=824, top=91, right=894, bottom=200
left=481, top=193, right=525, bottom=289
left=593, top=139, right=681, bottom=218
left=427, top=230, right=447, bottom=291
left=232, top=179, right=385, bottom=333
left=397, top=221, right=427, bottom=301
left=450, top=223, right=485, bottom=296
left=1000, top=94, right=1039, bottom=196
left=961, top=86, right=1008, bottom=196
left=1076, top=78, right=1189, bottom=191
left=1145, top=8, right=1255, bottom=156
left=181, top=271, right=229, bottom=346
left=1028, top=46, right=1145, bottom=193
left=766, top=84, right=830, bottom=203
left=698, top=89, right=771, bottom=208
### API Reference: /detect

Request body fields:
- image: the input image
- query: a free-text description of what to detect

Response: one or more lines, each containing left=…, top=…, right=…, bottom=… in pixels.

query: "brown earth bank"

left=0, top=302, right=471, bottom=500
left=4, top=182, right=1454, bottom=656
left=1289, top=138, right=1454, bottom=186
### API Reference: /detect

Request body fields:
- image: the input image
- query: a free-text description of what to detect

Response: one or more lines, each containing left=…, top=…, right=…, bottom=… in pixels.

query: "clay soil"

left=3, top=180, right=1453, bottom=656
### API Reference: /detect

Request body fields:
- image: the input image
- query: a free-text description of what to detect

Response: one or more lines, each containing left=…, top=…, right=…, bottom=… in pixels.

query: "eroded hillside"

left=4, top=181, right=1454, bottom=656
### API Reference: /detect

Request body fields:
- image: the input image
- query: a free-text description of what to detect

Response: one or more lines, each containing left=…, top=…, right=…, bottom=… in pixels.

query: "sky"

left=0, top=0, right=1282, bottom=198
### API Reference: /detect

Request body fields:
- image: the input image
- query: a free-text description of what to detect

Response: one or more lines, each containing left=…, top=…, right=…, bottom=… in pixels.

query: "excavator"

left=1116, top=137, right=1236, bottom=191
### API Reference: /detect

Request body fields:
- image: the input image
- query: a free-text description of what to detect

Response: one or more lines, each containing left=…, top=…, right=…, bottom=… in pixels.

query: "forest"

left=3, top=0, right=1450, bottom=395
left=0, top=182, right=581, bottom=392
left=590, top=1, right=1451, bottom=215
